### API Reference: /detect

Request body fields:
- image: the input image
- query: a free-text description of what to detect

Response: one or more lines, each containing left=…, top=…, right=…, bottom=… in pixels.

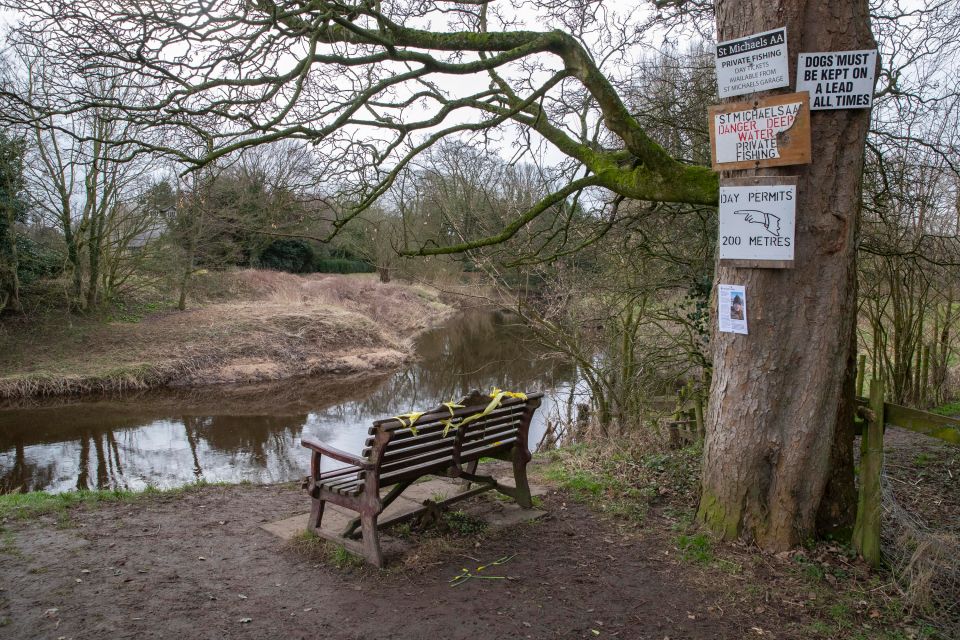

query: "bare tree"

left=0, top=132, right=26, bottom=313
left=0, top=0, right=893, bottom=549
left=11, top=48, right=155, bottom=308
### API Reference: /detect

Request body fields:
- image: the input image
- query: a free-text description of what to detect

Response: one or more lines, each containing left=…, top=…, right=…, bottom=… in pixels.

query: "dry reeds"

left=882, top=473, right=960, bottom=635
left=0, top=271, right=454, bottom=402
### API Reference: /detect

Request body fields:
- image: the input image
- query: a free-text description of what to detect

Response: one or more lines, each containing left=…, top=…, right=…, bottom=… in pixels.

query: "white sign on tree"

left=796, top=50, right=877, bottom=110
left=715, top=27, right=790, bottom=98
left=719, top=177, right=798, bottom=268
left=709, top=93, right=811, bottom=170
left=714, top=101, right=801, bottom=163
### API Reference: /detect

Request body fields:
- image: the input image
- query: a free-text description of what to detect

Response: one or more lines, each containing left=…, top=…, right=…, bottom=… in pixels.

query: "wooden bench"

left=301, top=390, right=543, bottom=567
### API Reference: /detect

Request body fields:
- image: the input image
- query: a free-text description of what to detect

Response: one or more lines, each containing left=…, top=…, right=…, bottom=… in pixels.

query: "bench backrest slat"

left=372, top=418, right=522, bottom=466
left=362, top=410, right=523, bottom=455
left=376, top=423, right=522, bottom=477
left=360, top=392, right=541, bottom=490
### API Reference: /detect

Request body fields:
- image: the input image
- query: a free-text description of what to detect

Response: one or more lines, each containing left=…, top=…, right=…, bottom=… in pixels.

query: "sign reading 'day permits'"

left=709, top=93, right=811, bottom=171
left=796, top=49, right=877, bottom=110
left=719, top=177, right=797, bottom=269
left=715, top=27, right=789, bottom=98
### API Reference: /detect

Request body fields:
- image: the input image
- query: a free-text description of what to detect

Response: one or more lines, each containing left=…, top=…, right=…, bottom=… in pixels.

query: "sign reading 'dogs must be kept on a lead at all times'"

left=715, top=27, right=789, bottom=98
left=719, top=177, right=798, bottom=268
left=796, top=49, right=877, bottom=110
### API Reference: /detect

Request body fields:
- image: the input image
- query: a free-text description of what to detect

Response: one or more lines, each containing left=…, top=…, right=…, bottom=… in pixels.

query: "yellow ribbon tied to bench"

left=391, top=388, right=528, bottom=437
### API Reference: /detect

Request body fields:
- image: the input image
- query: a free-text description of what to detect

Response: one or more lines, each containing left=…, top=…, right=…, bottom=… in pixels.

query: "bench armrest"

left=301, top=436, right=373, bottom=469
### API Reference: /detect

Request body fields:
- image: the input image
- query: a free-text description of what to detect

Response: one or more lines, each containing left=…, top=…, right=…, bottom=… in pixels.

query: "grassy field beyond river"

left=0, top=271, right=454, bottom=402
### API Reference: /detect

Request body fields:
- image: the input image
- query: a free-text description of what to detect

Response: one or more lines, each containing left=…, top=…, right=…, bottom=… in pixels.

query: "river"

left=0, top=311, right=578, bottom=493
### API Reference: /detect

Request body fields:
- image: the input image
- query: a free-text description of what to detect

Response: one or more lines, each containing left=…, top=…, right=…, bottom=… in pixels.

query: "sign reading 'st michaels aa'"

left=715, top=27, right=789, bottom=99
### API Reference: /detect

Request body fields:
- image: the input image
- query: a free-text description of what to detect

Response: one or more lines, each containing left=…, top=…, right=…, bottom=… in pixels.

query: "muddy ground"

left=0, top=486, right=781, bottom=640
left=3, top=446, right=953, bottom=640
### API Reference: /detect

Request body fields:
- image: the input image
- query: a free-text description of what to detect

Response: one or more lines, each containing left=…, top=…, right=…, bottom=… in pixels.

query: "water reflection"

left=0, top=311, right=577, bottom=493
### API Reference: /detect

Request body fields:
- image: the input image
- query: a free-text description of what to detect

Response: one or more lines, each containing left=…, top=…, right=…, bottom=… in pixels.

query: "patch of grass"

left=828, top=602, right=853, bottom=628
left=442, top=510, right=488, bottom=536
left=328, top=544, right=365, bottom=569
left=288, top=530, right=366, bottom=570
left=930, top=400, right=960, bottom=416
left=805, top=620, right=833, bottom=637
left=792, top=552, right=826, bottom=582
left=0, top=488, right=138, bottom=520
left=676, top=533, right=714, bottom=564
left=547, top=469, right=606, bottom=496
left=390, top=522, right=414, bottom=539
left=913, top=452, right=932, bottom=467
left=542, top=442, right=701, bottom=523
left=0, top=480, right=226, bottom=520
left=0, top=617, right=9, bottom=627
left=0, top=530, right=19, bottom=557
left=54, top=511, right=74, bottom=530
left=663, top=506, right=695, bottom=531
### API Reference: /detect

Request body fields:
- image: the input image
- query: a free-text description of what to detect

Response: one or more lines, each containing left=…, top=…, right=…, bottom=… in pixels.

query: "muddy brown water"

left=0, top=311, right=577, bottom=493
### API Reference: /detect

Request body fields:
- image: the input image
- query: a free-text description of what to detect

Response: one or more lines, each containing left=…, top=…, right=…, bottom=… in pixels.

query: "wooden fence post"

left=853, top=377, right=884, bottom=568
left=856, top=353, right=866, bottom=398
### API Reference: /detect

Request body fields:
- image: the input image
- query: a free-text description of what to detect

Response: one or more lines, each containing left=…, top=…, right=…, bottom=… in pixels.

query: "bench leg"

left=461, top=459, right=479, bottom=490
left=512, top=452, right=533, bottom=509
left=309, top=497, right=326, bottom=531
left=360, top=512, right=384, bottom=568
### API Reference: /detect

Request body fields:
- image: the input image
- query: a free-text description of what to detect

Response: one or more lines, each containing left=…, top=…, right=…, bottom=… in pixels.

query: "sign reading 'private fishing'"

left=708, top=93, right=811, bottom=171
left=715, top=27, right=789, bottom=98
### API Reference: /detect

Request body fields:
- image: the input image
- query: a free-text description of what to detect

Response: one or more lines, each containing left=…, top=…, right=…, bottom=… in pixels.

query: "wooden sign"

left=719, top=176, right=798, bottom=269
left=708, top=93, right=811, bottom=171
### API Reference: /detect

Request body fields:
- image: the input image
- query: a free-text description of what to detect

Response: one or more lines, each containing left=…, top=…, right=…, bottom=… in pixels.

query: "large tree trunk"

left=698, top=0, right=875, bottom=549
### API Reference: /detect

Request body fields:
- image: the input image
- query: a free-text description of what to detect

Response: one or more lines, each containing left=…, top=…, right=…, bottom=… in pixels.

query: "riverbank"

left=0, top=270, right=455, bottom=403
left=0, top=454, right=949, bottom=639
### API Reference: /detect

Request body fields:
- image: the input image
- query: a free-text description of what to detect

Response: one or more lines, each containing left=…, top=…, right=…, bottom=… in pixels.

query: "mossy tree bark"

left=698, top=0, right=875, bottom=549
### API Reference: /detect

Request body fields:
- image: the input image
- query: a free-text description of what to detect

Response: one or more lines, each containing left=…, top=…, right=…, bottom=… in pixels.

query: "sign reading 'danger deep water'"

left=719, top=177, right=798, bottom=268
left=796, top=50, right=877, bottom=110
left=715, top=27, right=789, bottom=98
left=709, top=93, right=811, bottom=170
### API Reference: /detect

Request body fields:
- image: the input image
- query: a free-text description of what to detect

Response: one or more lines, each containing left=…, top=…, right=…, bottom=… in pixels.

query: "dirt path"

left=2, top=432, right=953, bottom=639
left=1, top=479, right=850, bottom=640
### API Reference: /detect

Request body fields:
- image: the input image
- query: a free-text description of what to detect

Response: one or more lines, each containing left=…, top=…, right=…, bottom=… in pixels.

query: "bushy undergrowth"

left=542, top=441, right=702, bottom=523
